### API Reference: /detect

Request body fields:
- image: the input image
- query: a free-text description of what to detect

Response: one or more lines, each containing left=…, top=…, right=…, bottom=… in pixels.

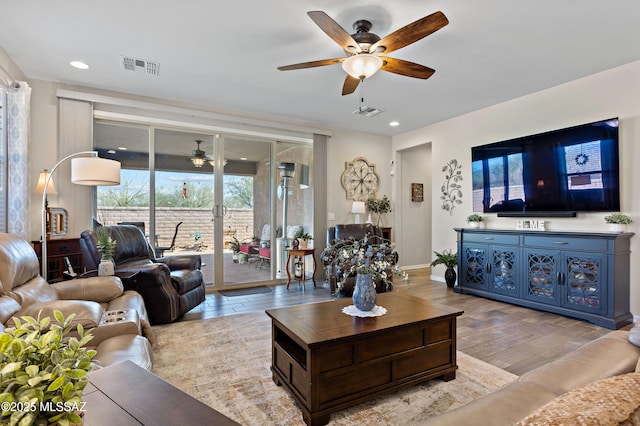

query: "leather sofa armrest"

left=53, top=277, right=124, bottom=302
left=116, top=263, right=169, bottom=288
left=156, top=254, right=202, bottom=270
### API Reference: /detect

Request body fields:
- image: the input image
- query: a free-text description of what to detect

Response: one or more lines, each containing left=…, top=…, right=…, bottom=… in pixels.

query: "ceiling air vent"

left=352, top=106, right=384, bottom=117
left=120, top=56, right=160, bottom=76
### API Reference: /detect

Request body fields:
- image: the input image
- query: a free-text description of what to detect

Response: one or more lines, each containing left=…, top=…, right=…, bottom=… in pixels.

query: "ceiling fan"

left=278, top=10, right=449, bottom=95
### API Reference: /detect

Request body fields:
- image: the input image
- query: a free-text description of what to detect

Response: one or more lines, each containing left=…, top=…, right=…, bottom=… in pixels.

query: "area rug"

left=151, top=312, right=517, bottom=425
left=219, top=286, right=273, bottom=297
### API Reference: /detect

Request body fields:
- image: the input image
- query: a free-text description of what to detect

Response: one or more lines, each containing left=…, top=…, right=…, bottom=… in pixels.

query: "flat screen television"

left=471, top=117, right=620, bottom=217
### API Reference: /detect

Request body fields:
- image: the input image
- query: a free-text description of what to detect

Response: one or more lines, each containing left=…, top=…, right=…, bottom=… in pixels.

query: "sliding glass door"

left=94, top=118, right=313, bottom=288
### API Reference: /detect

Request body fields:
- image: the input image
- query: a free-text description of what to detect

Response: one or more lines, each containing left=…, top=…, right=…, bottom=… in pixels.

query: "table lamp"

left=351, top=201, right=365, bottom=224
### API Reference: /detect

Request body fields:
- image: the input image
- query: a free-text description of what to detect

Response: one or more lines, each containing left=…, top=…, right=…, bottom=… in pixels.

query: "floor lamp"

left=41, top=151, right=120, bottom=279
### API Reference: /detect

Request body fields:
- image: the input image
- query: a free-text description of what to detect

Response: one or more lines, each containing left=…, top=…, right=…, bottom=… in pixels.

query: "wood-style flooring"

left=181, top=268, right=624, bottom=376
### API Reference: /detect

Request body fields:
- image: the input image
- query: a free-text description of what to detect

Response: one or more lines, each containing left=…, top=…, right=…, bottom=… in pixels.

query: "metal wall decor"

left=411, top=183, right=424, bottom=202
left=341, top=157, right=380, bottom=201
left=440, top=159, right=463, bottom=215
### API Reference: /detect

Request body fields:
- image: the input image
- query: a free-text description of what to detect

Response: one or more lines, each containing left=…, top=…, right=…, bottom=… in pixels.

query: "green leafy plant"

left=0, top=310, right=95, bottom=426
left=604, top=213, right=632, bottom=224
left=467, top=214, right=483, bottom=222
left=95, top=226, right=116, bottom=260
left=366, top=195, right=392, bottom=214
left=294, top=231, right=313, bottom=240
left=430, top=249, right=458, bottom=268
left=229, top=236, right=241, bottom=253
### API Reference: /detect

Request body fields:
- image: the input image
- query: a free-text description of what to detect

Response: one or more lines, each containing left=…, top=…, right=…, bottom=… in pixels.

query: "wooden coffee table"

left=83, top=360, right=240, bottom=425
left=266, top=293, right=464, bottom=426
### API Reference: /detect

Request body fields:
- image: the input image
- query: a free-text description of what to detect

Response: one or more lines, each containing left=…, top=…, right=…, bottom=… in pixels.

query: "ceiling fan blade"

left=342, top=75, right=360, bottom=95
left=278, top=58, right=344, bottom=71
left=371, top=11, right=448, bottom=55
left=307, top=11, right=361, bottom=53
left=380, top=57, right=435, bottom=79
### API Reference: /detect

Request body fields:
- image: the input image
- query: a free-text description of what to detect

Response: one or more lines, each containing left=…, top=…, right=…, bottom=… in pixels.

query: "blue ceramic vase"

left=352, top=273, right=377, bottom=311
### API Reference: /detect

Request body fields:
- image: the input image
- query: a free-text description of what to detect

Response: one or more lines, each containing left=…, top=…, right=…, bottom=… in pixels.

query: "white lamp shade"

left=71, top=157, right=121, bottom=186
left=342, top=54, right=383, bottom=80
left=351, top=201, right=366, bottom=214
left=35, top=170, right=58, bottom=195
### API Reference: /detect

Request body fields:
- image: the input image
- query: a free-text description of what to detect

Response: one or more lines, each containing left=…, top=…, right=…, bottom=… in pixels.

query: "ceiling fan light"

left=342, top=54, right=383, bottom=80
left=191, top=157, right=205, bottom=167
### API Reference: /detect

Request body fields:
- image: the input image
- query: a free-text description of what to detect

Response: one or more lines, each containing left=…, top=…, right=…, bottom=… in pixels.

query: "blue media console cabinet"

left=454, top=228, right=634, bottom=329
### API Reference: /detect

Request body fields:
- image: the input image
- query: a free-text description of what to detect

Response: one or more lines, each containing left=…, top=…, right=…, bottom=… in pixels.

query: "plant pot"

left=232, top=251, right=239, bottom=263
left=444, top=266, right=457, bottom=288
left=300, top=239, right=309, bottom=249
left=609, top=223, right=627, bottom=233
left=468, top=221, right=481, bottom=229
left=352, top=273, right=377, bottom=311
left=98, top=258, right=115, bottom=276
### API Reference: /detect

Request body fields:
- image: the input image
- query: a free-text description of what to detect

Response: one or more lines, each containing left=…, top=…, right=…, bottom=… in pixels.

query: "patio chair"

left=155, top=222, right=182, bottom=257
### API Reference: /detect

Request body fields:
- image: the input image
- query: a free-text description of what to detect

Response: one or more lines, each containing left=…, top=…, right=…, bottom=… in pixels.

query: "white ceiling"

left=2, top=1, right=640, bottom=137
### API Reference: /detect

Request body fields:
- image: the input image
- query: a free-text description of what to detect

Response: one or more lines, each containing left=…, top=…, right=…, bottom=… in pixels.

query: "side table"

left=286, top=248, right=316, bottom=289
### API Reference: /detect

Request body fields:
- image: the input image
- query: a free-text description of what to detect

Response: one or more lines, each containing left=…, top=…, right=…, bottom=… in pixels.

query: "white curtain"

left=6, top=82, right=30, bottom=238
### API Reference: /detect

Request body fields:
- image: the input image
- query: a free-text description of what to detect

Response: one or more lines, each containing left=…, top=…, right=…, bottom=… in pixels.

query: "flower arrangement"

left=326, top=235, right=399, bottom=292
left=95, top=226, right=116, bottom=260
left=604, top=213, right=632, bottom=224
left=0, top=310, right=95, bottom=426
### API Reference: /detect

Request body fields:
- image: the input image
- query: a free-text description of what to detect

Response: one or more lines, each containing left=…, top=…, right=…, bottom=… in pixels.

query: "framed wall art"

left=411, top=183, right=424, bottom=202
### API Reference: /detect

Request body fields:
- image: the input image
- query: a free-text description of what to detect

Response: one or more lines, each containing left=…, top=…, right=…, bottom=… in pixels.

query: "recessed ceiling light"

left=107, top=149, right=116, bottom=154
left=117, top=147, right=128, bottom=151
left=389, top=121, right=400, bottom=127
left=70, top=61, right=89, bottom=70
left=240, top=157, right=247, bottom=161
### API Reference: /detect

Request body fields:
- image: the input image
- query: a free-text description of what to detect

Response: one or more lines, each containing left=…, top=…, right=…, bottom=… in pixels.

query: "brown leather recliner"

left=322, top=224, right=397, bottom=295
left=80, top=225, right=205, bottom=324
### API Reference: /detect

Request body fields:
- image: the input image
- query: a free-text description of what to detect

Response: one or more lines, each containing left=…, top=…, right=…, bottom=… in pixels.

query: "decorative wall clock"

left=341, top=157, right=380, bottom=201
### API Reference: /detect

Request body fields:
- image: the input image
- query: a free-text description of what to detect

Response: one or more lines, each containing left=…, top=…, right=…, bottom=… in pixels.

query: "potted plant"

left=467, top=213, right=484, bottom=228
left=366, top=195, right=392, bottom=226
left=95, top=226, right=116, bottom=276
left=0, top=310, right=95, bottom=426
left=604, top=213, right=632, bottom=232
left=229, top=236, right=241, bottom=263
left=294, top=231, right=313, bottom=249
left=430, top=249, right=458, bottom=288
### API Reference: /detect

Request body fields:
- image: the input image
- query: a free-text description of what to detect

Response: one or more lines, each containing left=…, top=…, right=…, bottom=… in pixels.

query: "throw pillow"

left=516, top=373, right=640, bottom=426
left=629, top=324, right=640, bottom=347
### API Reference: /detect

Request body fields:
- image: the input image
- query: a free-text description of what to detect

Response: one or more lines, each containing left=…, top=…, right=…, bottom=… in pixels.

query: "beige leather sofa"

left=425, top=327, right=640, bottom=425
left=0, top=233, right=152, bottom=369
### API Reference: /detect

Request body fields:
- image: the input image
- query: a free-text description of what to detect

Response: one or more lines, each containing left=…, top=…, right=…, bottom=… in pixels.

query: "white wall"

left=325, top=128, right=393, bottom=232
left=393, top=59, right=640, bottom=316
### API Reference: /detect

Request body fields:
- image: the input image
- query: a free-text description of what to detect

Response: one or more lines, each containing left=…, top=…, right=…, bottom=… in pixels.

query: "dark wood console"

left=32, top=238, right=84, bottom=282
left=455, top=228, right=633, bottom=329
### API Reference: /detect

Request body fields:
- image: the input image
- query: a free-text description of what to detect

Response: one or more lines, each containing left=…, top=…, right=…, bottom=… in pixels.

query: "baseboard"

left=402, top=263, right=430, bottom=271
left=430, top=275, right=445, bottom=283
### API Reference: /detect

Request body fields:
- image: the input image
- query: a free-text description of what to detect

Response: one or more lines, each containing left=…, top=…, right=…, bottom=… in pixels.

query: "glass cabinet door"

left=489, top=246, right=518, bottom=296
left=461, top=244, right=488, bottom=290
left=563, top=253, right=605, bottom=314
left=524, top=249, right=560, bottom=305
